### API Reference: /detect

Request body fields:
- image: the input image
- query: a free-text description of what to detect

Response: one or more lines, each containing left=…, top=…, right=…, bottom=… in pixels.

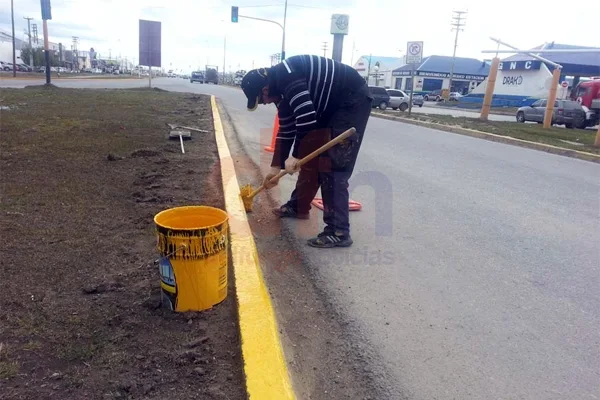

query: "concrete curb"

left=429, top=104, right=516, bottom=116
left=372, top=112, right=600, bottom=164
left=211, top=96, right=296, bottom=400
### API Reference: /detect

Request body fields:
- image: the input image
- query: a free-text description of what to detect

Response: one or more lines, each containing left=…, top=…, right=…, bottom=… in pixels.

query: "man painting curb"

left=241, top=54, right=372, bottom=248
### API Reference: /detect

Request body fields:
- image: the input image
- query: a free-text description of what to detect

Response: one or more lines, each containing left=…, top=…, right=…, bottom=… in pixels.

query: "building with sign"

left=391, top=55, right=490, bottom=94
left=465, top=43, right=600, bottom=107
left=353, top=55, right=405, bottom=88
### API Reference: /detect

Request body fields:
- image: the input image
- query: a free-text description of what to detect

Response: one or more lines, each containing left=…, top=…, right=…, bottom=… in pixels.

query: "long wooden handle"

left=248, top=127, right=356, bottom=199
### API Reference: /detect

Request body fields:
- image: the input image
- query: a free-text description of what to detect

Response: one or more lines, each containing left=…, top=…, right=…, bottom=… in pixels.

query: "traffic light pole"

left=238, top=15, right=285, bottom=61
left=232, top=1, right=287, bottom=61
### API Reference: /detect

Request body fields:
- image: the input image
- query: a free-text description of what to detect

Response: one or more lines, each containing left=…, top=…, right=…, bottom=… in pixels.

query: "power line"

left=448, top=9, right=467, bottom=95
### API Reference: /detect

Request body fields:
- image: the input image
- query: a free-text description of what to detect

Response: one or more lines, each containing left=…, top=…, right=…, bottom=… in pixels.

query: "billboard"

left=139, top=19, right=161, bottom=68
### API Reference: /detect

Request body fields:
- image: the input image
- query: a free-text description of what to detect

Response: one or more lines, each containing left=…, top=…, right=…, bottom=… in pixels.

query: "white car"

left=386, top=89, right=424, bottom=111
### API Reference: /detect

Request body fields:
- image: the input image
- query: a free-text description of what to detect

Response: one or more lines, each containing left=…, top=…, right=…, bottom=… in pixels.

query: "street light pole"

left=281, top=0, right=287, bottom=60
left=238, top=10, right=287, bottom=61
left=11, top=0, right=16, bottom=77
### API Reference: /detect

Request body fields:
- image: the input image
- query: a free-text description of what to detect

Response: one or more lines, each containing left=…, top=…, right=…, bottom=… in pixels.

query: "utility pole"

left=24, top=17, right=34, bottom=67
left=222, top=36, right=226, bottom=84
left=448, top=10, right=467, bottom=96
left=350, top=41, right=356, bottom=66
left=72, top=36, right=79, bottom=71
left=11, top=0, right=16, bottom=77
left=322, top=41, right=328, bottom=57
left=32, top=24, right=38, bottom=44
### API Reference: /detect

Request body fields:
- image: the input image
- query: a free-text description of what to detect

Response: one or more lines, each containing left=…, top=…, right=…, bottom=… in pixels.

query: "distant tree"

left=21, top=46, right=60, bottom=68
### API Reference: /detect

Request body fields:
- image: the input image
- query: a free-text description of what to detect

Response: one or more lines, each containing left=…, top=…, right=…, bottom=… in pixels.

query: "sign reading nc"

left=498, top=60, right=542, bottom=71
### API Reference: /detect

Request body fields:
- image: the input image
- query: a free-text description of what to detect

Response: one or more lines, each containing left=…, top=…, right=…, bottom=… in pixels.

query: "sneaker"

left=272, top=205, right=309, bottom=220
left=307, top=231, right=353, bottom=248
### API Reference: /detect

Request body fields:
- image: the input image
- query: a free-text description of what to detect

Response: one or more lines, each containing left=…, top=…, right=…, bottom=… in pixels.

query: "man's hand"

left=284, top=156, right=301, bottom=175
left=263, top=167, right=281, bottom=189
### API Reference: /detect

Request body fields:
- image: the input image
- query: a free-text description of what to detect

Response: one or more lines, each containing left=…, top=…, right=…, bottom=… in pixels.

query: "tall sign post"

left=139, top=19, right=161, bottom=88
left=406, top=41, right=423, bottom=116
left=40, top=0, right=52, bottom=84
left=330, top=14, right=349, bottom=62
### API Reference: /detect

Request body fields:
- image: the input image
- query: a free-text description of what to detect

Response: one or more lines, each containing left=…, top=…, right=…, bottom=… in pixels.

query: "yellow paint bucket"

left=154, top=206, right=229, bottom=312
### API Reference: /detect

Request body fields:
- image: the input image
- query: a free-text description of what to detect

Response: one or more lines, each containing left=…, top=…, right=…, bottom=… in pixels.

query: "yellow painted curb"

left=211, top=95, right=295, bottom=400
left=372, top=112, right=600, bottom=164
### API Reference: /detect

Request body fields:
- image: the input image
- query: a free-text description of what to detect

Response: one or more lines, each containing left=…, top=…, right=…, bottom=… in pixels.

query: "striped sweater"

left=267, top=55, right=366, bottom=168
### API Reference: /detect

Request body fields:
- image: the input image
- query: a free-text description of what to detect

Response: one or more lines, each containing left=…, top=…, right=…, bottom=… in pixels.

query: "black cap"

left=241, top=68, right=269, bottom=111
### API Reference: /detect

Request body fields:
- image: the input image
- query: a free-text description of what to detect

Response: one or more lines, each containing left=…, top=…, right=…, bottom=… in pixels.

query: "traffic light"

left=231, top=6, right=238, bottom=23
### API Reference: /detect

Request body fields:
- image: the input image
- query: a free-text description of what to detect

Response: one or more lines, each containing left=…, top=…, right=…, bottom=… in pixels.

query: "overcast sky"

left=1, top=0, right=598, bottom=72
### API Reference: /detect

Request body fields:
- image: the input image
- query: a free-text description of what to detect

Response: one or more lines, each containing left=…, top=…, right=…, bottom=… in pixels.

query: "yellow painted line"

left=211, top=95, right=295, bottom=400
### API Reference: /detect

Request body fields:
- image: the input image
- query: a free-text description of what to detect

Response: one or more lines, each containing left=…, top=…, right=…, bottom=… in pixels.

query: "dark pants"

left=283, top=84, right=372, bottom=236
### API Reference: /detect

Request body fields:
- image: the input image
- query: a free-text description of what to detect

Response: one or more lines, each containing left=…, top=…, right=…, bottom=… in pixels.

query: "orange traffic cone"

left=264, top=113, right=279, bottom=153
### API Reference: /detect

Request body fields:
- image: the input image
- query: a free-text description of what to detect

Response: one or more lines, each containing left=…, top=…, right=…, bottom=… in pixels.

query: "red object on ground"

left=311, top=198, right=362, bottom=211
left=264, top=113, right=279, bottom=153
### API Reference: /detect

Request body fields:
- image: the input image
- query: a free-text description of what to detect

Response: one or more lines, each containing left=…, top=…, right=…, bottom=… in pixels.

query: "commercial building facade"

left=353, top=55, right=405, bottom=88
left=392, top=55, right=490, bottom=95
left=466, top=43, right=600, bottom=107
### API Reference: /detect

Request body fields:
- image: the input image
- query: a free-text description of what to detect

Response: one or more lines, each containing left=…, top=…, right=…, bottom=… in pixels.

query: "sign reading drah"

left=139, top=19, right=161, bottom=68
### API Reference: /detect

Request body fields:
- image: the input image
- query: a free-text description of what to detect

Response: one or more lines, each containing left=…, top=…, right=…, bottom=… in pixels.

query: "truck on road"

left=204, top=65, right=219, bottom=84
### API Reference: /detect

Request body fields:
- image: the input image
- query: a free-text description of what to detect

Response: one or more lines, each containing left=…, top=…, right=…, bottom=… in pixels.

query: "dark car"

left=423, top=89, right=442, bottom=102
left=368, top=86, right=390, bottom=110
left=190, top=71, right=204, bottom=83
left=516, top=99, right=586, bottom=129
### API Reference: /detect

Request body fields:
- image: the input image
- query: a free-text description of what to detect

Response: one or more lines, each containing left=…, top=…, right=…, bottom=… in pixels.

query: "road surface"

left=3, top=77, right=599, bottom=399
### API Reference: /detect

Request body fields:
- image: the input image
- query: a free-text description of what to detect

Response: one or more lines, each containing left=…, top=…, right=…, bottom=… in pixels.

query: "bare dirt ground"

left=0, top=86, right=246, bottom=400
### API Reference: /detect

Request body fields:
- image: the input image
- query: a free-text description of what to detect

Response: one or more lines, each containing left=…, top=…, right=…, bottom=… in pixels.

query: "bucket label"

left=159, top=258, right=176, bottom=291
left=156, top=225, right=228, bottom=259
left=159, top=257, right=177, bottom=310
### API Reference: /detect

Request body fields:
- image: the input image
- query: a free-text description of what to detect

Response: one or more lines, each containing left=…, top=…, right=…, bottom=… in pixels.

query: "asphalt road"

left=3, top=77, right=599, bottom=399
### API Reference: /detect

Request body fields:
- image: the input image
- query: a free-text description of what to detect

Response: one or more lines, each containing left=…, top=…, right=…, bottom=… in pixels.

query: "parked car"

left=449, top=92, right=463, bottom=101
left=368, top=86, right=390, bottom=110
left=3, top=63, right=21, bottom=71
left=423, top=89, right=442, bottom=102
left=516, top=99, right=587, bottom=129
left=190, top=71, right=205, bottom=83
left=18, top=64, right=32, bottom=72
left=404, top=90, right=424, bottom=107
left=387, top=89, right=424, bottom=110
left=386, top=89, right=410, bottom=111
